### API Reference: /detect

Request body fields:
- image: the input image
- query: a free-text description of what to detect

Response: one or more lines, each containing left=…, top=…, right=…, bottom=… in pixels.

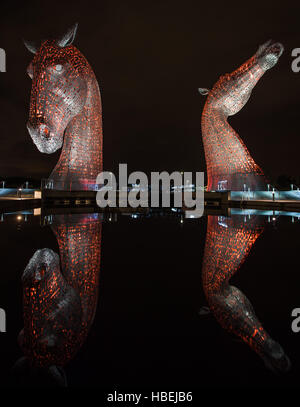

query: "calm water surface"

left=0, top=209, right=299, bottom=388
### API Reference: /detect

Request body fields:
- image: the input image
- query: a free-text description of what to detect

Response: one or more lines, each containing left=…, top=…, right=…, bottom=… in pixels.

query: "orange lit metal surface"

left=26, top=27, right=102, bottom=190
left=201, top=41, right=283, bottom=191
left=19, top=214, right=101, bottom=367
left=202, top=215, right=290, bottom=372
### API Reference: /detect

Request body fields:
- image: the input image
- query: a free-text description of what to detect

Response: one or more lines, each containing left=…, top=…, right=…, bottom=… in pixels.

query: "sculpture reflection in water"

left=202, top=215, right=291, bottom=373
left=15, top=213, right=101, bottom=386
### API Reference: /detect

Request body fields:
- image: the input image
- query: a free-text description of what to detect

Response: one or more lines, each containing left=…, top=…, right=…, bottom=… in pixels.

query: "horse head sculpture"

left=199, top=40, right=283, bottom=191
left=25, top=24, right=103, bottom=190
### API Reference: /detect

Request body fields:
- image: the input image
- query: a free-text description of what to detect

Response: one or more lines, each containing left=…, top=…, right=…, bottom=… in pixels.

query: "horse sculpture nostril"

left=27, top=122, right=51, bottom=139
left=39, top=124, right=51, bottom=138
left=43, top=128, right=49, bottom=138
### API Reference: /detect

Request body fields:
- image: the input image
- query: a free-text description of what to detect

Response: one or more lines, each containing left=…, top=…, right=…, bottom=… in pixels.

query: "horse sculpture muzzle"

left=26, top=122, right=62, bottom=154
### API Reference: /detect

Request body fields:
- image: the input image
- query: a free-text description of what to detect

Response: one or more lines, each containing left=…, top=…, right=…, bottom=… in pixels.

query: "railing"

left=0, top=188, right=36, bottom=199
left=41, top=179, right=103, bottom=191
left=230, top=189, right=300, bottom=201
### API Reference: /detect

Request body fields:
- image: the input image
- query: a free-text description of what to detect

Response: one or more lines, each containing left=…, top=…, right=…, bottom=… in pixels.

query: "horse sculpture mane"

left=25, top=24, right=103, bottom=191
left=200, top=40, right=283, bottom=191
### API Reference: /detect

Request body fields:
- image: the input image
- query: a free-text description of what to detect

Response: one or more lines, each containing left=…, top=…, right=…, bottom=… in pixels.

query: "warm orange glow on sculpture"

left=18, top=214, right=101, bottom=370
left=25, top=24, right=103, bottom=190
left=202, top=215, right=290, bottom=372
left=200, top=40, right=284, bottom=191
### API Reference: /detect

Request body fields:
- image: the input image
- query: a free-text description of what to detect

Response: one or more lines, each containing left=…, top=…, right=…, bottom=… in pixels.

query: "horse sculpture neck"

left=50, top=69, right=103, bottom=190
left=52, top=214, right=102, bottom=329
left=201, top=102, right=265, bottom=191
left=200, top=49, right=273, bottom=191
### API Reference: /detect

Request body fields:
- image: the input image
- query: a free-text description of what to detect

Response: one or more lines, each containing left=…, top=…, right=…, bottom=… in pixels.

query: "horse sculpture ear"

left=23, top=39, right=38, bottom=55
left=57, top=23, right=78, bottom=48
left=198, top=88, right=210, bottom=96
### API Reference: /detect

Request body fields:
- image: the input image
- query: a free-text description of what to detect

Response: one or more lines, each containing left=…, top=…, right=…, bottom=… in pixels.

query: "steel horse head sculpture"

left=199, top=40, right=284, bottom=191
left=25, top=24, right=103, bottom=190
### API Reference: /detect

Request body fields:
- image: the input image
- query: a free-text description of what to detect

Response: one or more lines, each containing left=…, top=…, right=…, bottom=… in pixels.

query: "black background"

left=0, top=0, right=299, bottom=183
left=1, top=1, right=300, bottom=392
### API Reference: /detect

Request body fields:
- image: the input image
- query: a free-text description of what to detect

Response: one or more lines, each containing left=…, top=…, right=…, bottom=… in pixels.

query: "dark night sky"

left=0, top=1, right=299, bottom=182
